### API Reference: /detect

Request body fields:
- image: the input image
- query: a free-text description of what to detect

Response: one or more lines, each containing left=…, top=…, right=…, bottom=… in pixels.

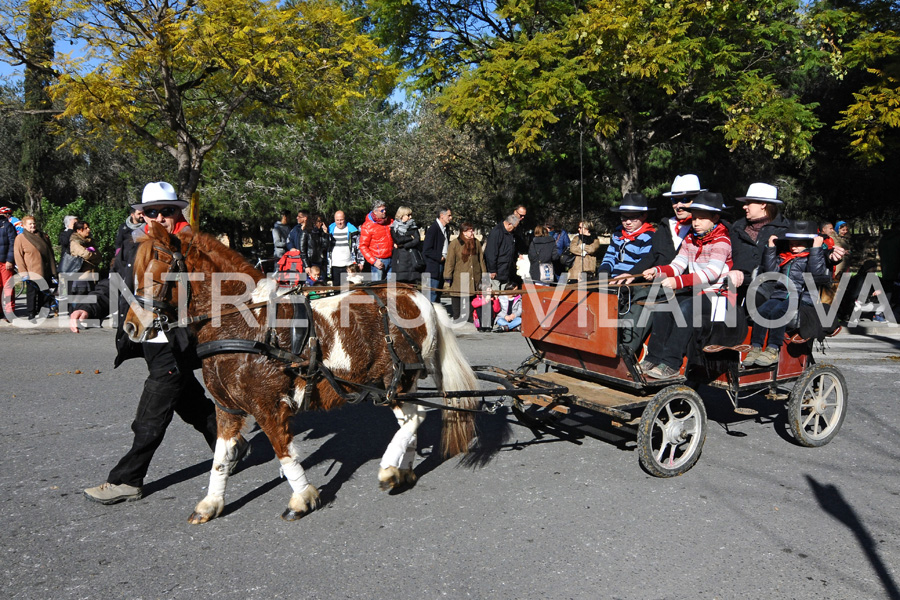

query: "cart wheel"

left=787, top=363, right=847, bottom=447
left=512, top=397, right=564, bottom=427
left=637, top=385, right=707, bottom=477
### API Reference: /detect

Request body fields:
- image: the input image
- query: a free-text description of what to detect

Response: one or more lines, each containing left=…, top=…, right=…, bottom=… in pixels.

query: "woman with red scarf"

left=639, top=192, right=733, bottom=380
left=742, top=221, right=831, bottom=367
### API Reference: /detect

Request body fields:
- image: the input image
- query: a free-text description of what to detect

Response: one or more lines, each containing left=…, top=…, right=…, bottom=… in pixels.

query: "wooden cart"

left=491, top=285, right=847, bottom=477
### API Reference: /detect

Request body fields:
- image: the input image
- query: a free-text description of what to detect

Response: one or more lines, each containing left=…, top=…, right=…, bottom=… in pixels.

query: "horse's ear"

left=146, top=221, right=170, bottom=242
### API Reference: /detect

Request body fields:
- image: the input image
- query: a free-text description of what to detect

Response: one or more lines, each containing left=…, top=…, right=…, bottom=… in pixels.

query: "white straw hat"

left=735, top=182, right=781, bottom=204
left=662, top=174, right=706, bottom=198
left=131, top=182, right=188, bottom=209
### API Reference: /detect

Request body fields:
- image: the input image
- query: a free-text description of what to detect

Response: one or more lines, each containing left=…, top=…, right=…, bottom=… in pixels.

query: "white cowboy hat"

left=662, top=174, right=706, bottom=198
left=131, top=181, right=188, bottom=210
left=735, top=182, right=781, bottom=204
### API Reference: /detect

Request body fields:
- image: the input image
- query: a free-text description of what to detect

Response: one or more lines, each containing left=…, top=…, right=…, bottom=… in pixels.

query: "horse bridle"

left=134, top=238, right=193, bottom=332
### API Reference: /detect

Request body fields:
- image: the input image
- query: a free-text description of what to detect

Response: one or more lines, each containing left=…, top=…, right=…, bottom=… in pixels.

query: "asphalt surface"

left=1, top=314, right=899, bottom=600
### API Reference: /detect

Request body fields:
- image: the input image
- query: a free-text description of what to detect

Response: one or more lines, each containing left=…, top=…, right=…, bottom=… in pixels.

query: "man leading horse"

left=69, top=181, right=249, bottom=505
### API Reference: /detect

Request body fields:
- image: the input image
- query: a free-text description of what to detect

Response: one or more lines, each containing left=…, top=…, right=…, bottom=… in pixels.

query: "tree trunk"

left=592, top=131, right=640, bottom=196
left=19, top=0, right=55, bottom=219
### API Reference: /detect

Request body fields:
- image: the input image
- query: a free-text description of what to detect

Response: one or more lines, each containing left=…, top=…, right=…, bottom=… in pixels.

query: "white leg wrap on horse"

left=279, top=457, right=310, bottom=493
left=207, top=438, right=234, bottom=498
left=400, top=436, right=417, bottom=471
left=380, top=404, right=424, bottom=470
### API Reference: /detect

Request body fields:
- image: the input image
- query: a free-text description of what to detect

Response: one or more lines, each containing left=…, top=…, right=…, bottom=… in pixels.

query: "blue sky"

left=0, top=59, right=23, bottom=82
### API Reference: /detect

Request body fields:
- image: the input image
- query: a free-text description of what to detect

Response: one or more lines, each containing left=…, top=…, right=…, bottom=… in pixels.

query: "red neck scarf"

left=689, top=222, right=728, bottom=247
left=620, top=221, right=655, bottom=242
left=675, top=216, right=692, bottom=236
left=778, top=250, right=809, bottom=267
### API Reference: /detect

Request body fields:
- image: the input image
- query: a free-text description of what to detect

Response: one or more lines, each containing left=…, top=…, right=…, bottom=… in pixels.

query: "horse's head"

left=123, top=221, right=191, bottom=343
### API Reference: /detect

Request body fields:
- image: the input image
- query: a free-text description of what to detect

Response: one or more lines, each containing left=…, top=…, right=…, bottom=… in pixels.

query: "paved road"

left=1, top=317, right=899, bottom=600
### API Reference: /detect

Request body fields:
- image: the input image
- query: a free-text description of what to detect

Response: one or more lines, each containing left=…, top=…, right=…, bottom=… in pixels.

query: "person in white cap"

left=69, top=181, right=249, bottom=505
left=646, top=174, right=705, bottom=268
left=728, top=182, right=790, bottom=290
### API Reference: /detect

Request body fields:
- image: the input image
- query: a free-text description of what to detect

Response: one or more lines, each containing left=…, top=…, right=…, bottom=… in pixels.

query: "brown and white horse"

left=124, top=223, right=478, bottom=523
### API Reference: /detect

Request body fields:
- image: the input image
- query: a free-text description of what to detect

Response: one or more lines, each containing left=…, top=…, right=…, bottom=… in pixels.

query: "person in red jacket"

left=359, top=200, right=394, bottom=280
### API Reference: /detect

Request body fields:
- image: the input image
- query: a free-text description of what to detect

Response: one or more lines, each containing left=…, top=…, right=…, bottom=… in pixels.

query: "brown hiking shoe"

left=84, top=482, right=143, bottom=505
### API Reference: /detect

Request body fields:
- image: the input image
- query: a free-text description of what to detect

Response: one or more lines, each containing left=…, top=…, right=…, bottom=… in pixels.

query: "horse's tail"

left=433, top=303, right=478, bottom=458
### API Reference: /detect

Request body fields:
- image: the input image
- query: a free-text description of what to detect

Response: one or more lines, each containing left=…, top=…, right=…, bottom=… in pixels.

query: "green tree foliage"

left=822, top=0, right=900, bottom=163
left=200, top=99, right=535, bottom=240
left=0, top=0, right=395, bottom=205
left=0, top=82, right=26, bottom=208
left=375, top=0, right=828, bottom=194
left=42, top=196, right=126, bottom=265
left=201, top=99, right=404, bottom=231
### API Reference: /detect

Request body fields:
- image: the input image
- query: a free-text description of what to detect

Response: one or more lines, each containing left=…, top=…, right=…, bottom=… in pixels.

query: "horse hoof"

left=281, top=508, right=306, bottom=521
left=378, top=466, right=416, bottom=491
left=188, top=496, right=223, bottom=524
left=188, top=511, right=212, bottom=525
left=282, top=485, right=320, bottom=520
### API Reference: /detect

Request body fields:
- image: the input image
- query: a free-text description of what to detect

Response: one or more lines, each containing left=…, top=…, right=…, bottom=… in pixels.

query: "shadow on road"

left=806, top=475, right=900, bottom=600
left=142, top=459, right=213, bottom=498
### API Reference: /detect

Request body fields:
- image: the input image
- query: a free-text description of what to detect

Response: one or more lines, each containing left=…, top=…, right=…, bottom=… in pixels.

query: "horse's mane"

left=179, top=230, right=264, bottom=283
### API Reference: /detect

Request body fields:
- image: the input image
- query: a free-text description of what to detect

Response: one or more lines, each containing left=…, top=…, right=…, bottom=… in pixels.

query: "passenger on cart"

left=742, top=221, right=832, bottom=367
left=729, top=183, right=847, bottom=354
left=638, top=192, right=733, bottom=380
left=619, top=174, right=704, bottom=360
left=596, top=193, right=656, bottom=358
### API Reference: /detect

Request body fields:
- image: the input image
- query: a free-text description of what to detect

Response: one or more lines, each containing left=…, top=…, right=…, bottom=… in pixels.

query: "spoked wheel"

left=788, top=363, right=847, bottom=447
left=637, top=385, right=707, bottom=477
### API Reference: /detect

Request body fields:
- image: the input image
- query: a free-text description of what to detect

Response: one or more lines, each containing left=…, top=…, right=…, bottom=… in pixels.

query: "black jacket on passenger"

left=760, top=245, right=831, bottom=306
left=484, top=223, right=517, bottom=283
left=729, top=214, right=790, bottom=279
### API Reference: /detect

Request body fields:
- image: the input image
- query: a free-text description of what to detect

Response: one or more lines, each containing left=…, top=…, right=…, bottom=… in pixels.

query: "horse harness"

left=134, top=237, right=194, bottom=333
left=136, top=245, right=448, bottom=414
left=193, top=285, right=428, bottom=415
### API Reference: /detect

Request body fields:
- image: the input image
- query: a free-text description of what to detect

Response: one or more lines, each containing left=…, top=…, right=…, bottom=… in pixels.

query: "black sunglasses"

left=144, top=206, right=180, bottom=218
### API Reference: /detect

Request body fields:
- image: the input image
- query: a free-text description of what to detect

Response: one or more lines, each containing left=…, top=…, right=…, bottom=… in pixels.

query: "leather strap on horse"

left=194, top=287, right=429, bottom=409
left=196, top=339, right=302, bottom=366
left=361, top=287, right=426, bottom=404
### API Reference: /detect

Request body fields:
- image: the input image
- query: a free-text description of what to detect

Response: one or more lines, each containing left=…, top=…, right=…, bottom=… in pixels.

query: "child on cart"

left=639, top=192, right=733, bottom=380
left=742, top=221, right=832, bottom=367
left=598, top=193, right=656, bottom=358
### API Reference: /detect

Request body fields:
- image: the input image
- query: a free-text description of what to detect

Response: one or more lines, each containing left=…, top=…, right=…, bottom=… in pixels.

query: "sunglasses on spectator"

left=144, top=206, right=180, bottom=218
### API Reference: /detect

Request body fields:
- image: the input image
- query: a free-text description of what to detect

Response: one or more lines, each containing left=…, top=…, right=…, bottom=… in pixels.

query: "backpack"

left=276, top=250, right=304, bottom=287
